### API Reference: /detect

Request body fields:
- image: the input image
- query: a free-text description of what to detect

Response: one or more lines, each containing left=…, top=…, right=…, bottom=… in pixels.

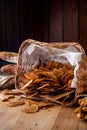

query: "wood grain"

left=5, top=0, right=19, bottom=52
left=32, top=0, right=44, bottom=41
left=18, top=0, right=33, bottom=43
left=49, top=0, right=63, bottom=42
left=79, top=0, right=87, bottom=52
left=0, top=101, right=87, bottom=130
left=0, top=0, right=87, bottom=53
left=0, top=0, right=6, bottom=51
left=63, top=0, right=78, bottom=42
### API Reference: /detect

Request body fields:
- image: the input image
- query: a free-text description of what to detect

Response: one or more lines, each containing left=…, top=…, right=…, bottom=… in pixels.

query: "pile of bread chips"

left=0, top=39, right=87, bottom=118
left=0, top=60, right=76, bottom=113
left=16, top=60, right=75, bottom=104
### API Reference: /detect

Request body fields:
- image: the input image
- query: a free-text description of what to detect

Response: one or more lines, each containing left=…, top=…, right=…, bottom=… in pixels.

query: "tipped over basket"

left=15, top=39, right=86, bottom=106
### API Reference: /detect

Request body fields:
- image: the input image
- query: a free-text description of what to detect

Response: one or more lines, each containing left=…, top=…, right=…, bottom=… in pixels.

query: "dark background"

left=0, top=0, right=87, bottom=53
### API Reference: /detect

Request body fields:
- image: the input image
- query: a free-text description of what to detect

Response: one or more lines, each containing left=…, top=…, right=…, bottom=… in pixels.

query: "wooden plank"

left=18, top=0, right=33, bottom=43
left=5, top=0, right=19, bottom=52
left=39, top=0, right=49, bottom=42
left=32, top=0, right=42, bottom=41
left=79, top=0, right=87, bottom=52
left=49, top=0, right=63, bottom=42
left=63, top=0, right=78, bottom=42
left=0, top=0, right=6, bottom=51
left=52, top=107, right=79, bottom=130
left=0, top=101, right=87, bottom=130
left=32, top=0, right=45, bottom=41
left=0, top=102, right=61, bottom=130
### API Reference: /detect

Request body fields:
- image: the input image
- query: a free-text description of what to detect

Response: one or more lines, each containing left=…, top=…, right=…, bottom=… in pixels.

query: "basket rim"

left=18, top=39, right=85, bottom=54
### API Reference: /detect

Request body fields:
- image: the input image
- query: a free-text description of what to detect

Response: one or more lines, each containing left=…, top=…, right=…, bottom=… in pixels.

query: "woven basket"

left=15, top=39, right=85, bottom=91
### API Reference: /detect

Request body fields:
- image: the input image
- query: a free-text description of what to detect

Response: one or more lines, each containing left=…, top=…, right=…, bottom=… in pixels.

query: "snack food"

left=75, top=97, right=87, bottom=120
left=0, top=39, right=86, bottom=113
left=0, top=64, right=17, bottom=75
left=15, top=39, right=85, bottom=106
left=0, top=51, right=18, bottom=63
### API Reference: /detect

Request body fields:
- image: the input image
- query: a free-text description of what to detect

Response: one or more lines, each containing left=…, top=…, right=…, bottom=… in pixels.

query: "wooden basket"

left=15, top=39, right=85, bottom=90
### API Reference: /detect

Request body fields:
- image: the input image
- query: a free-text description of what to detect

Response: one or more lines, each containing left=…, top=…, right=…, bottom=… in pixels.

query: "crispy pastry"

left=0, top=51, right=18, bottom=63
left=75, top=97, right=87, bottom=120
left=0, top=64, right=17, bottom=75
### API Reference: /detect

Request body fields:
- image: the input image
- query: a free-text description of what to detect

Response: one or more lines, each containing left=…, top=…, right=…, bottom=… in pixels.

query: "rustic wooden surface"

left=0, top=101, right=87, bottom=130
left=0, top=0, right=87, bottom=53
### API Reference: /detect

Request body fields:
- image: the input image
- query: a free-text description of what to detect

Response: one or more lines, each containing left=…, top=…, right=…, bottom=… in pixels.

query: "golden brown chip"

left=16, top=60, right=75, bottom=107
left=0, top=92, right=14, bottom=102
left=3, top=89, right=22, bottom=95
left=18, top=75, right=29, bottom=83
left=21, top=79, right=33, bottom=90
left=6, top=99, right=25, bottom=107
left=23, top=104, right=39, bottom=113
left=33, top=78, right=45, bottom=85
left=24, top=71, right=39, bottom=80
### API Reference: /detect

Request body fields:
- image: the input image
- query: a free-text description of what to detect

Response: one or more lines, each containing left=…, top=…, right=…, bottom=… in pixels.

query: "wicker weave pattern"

left=15, top=39, right=85, bottom=89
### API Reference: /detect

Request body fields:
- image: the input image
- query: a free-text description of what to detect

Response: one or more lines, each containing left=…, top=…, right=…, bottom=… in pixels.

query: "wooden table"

left=0, top=101, right=87, bottom=130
